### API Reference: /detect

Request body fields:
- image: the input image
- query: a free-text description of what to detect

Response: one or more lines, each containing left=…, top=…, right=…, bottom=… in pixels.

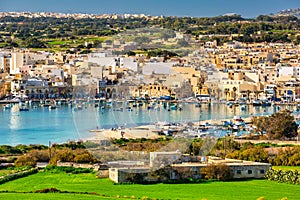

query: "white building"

left=142, top=62, right=174, bottom=75
left=276, top=64, right=293, bottom=78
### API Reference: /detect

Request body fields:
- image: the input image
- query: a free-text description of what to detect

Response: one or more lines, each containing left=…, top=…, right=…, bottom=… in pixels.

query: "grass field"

left=0, top=171, right=299, bottom=200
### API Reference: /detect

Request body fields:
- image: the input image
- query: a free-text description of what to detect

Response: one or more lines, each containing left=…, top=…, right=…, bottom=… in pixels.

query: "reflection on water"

left=9, top=113, right=21, bottom=130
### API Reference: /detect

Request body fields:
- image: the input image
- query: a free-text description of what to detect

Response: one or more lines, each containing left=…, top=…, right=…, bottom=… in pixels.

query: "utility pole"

left=223, top=136, right=226, bottom=158
left=49, top=141, right=52, bottom=160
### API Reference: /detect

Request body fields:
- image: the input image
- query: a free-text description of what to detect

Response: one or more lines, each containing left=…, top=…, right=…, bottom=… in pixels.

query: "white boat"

left=240, top=105, right=246, bottom=111
left=252, top=100, right=262, bottom=106
left=4, top=104, right=12, bottom=109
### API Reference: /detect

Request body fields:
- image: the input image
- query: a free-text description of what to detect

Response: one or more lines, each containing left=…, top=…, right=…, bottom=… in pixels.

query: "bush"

left=201, top=163, right=233, bottom=181
left=265, top=169, right=300, bottom=185
left=14, top=155, right=37, bottom=167
left=44, top=165, right=93, bottom=174
left=28, top=149, right=50, bottom=162
left=34, top=188, right=61, bottom=193
left=49, top=148, right=98, bottom=165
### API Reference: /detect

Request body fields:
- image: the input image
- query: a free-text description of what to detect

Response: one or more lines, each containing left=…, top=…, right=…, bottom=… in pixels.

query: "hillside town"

left=1, top=35, right=300, bottom=104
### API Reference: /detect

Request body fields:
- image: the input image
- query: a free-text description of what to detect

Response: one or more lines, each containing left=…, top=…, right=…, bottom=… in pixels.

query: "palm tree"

left=232, top=87, right=237, bottom=101
left=255, top=90, right=260, bottom=100
left=246, top=90, right=251, bottom=101
left=168, top=88, right=172, bottom=96
left=224, top=88, right=229, bottom=101
left=198, top=83, right=203, bottom=101
left=273, top=86, right=277, bottom=100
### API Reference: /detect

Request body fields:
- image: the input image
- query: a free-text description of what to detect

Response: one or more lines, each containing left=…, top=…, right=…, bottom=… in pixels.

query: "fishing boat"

left=232, top=116, right=246, bottom=131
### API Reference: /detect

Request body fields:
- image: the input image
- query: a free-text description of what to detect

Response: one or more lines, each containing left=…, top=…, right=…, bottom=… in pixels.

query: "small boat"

left=49, top=105, right=57, bottom=110
left=226, top=101, right=234, bottom=106
left=240, top=105, right=246, bottom=111
left=261, top=100, right=271, bottom=107
left=170, top=105, right=177, bottom=110
left=231, top=116, right=246, bottom=131
left=178, top=105, right=183, bottom=111
left=113, top=107, right=123, bottom=111
left=73, top=104, right=83, bottom=111
left=126, top=99, right=135, bottom=104
left=4, top=104, right=12, bottom=109
left=252, top=100, right=262, bottom=106
left=19, top=107, right=29, bottom=111
left=138, top=101, right=143, bottom=107
left=106, top=100, right=112, bottom=108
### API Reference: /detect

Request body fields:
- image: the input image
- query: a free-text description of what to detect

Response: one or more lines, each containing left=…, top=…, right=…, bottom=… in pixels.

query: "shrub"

left=49, top=149, right=98, bottom=165
left=14, top=155, right=37, bottom=167
left=265, top=169, right=300, bottom=185
left=44, top=165, right=93, bottom=174
left=28, top=149, right=50, bottom=162
left=34, top=188, right=61, bottom=193
left=201, top=163, right=233, bottom=181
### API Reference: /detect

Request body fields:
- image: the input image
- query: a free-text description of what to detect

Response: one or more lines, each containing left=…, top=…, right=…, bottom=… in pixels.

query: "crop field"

left=0, top=169, right=13, bottom=177
left=0, top=167, right=31, bottom=177
left=0, top=171, right=299, bottom=200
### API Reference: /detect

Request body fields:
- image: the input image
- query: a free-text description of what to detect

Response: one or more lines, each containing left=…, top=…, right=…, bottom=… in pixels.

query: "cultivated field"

left=0, top=171, right=299, bottom=200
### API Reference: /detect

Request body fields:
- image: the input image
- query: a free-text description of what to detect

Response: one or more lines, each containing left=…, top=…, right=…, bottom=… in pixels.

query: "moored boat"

left=252, top=100, right=262, bottom=106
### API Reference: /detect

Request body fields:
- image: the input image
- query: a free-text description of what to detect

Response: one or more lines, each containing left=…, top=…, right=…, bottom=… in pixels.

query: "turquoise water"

left=0, top=102, right=293, bottom=145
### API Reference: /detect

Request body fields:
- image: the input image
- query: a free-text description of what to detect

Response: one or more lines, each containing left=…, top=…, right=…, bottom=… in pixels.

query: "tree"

left=273, top=86, right=277, bottom=100
left=267, top=110, right=298, bottom=139
left=246, top=90, right=251, bottom=100
left=201, top=163, right=233, bottom=181
left=24, top=37, right=47, bottom=48
left=232, top=87, right=237, bottom=101
left=254, top=90, right=260, bottom=100
left=251, top=116, right=269, bottom=135
left=252, top=110, right=298, bottom=139
left=198, top=82, right=203, bottom=100
left=224, top=88, right=230, bottom=100
left=15, top=154, right=37, bottom=167
left=74, top=152, right=97, bottom=164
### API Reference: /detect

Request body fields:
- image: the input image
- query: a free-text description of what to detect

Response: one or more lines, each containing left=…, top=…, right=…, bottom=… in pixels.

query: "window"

left=260, top=170, right=265, bottom=174
left=248, top=170, right=252, bottom=174
left=236, top=170, right=241, bottom=174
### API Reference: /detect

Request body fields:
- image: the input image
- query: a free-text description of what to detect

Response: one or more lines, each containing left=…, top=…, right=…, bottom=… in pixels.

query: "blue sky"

left=0, top=0, right=300, bottom=18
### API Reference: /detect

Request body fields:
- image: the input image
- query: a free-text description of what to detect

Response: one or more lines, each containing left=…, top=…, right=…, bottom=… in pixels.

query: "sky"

left=0, top=0, right=300, bottom=18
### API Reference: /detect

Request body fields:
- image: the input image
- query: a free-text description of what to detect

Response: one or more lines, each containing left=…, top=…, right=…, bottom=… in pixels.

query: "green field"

left=0, top=171, right=299, bottom=200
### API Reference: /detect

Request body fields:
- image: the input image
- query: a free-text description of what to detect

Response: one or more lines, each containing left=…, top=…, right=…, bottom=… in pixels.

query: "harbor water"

left=0, top=101, right=296, bottom=145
